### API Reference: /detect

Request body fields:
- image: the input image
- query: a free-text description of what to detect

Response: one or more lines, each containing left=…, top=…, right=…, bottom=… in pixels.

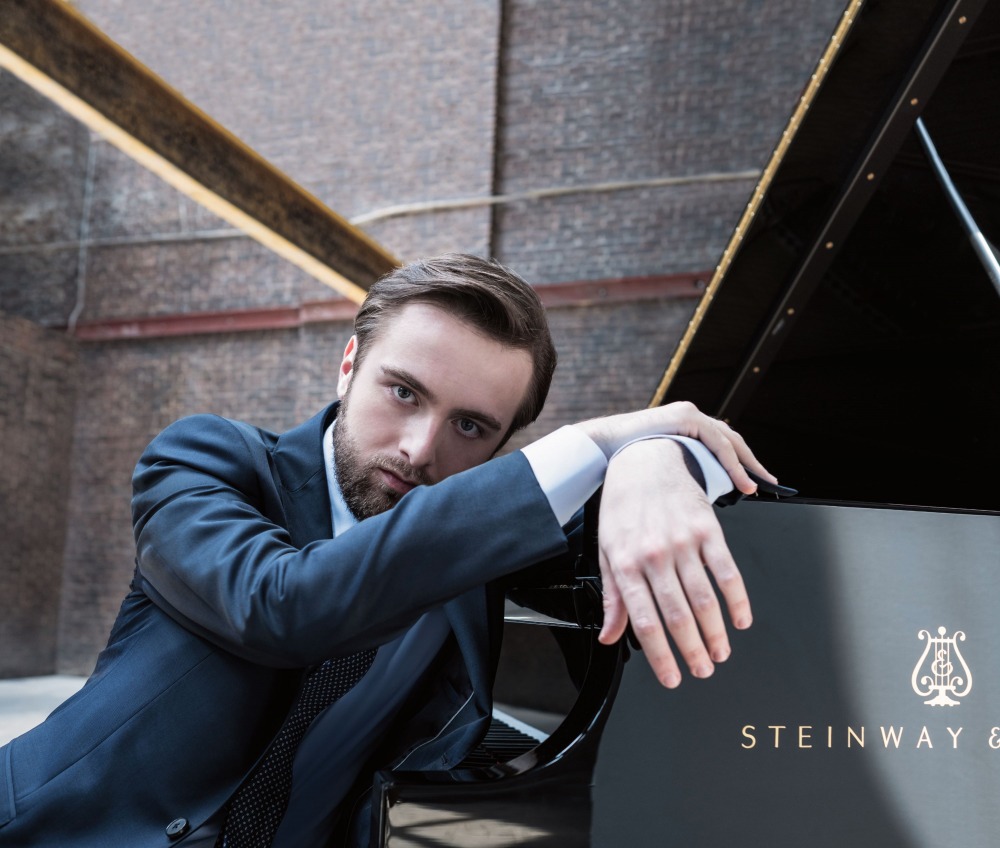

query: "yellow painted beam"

left=0, top=0, right=399, bottom=302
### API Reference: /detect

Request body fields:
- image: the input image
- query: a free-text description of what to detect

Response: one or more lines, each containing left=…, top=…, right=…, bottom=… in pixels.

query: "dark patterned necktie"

left=216, top=648, right=378, bottom=848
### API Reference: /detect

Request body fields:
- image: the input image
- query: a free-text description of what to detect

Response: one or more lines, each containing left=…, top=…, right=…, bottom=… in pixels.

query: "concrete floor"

left=0, top=675, right=86, bottom=745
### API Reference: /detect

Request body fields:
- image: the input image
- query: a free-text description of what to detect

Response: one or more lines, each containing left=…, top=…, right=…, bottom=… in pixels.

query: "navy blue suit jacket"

left=0, top=403, right=570, bottom=846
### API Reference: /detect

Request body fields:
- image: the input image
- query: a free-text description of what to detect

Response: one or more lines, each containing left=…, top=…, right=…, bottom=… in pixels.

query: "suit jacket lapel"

left=271, top=402, right=339, bottom=547
left=272, top=401, right=497, bottom=701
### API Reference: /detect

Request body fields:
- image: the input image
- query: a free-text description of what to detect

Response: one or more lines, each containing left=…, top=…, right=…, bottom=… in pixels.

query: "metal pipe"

left=915, top=117, right=1000, bottom=296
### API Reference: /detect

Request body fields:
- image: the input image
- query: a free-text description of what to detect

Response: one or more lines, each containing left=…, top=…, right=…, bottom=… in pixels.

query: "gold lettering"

left=736, top=723, right=992, bottom=751
left=880, top=726, right=903, bottom=748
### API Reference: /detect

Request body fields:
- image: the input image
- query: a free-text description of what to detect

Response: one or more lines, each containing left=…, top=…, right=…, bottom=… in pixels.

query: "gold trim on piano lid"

left=649, top=0, right=867, bottom=409
left=0, top=1, right=399, bottom=305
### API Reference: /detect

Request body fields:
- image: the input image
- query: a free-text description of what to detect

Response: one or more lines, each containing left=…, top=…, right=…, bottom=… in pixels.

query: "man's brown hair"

left=353, top=254, right=556, bottom=443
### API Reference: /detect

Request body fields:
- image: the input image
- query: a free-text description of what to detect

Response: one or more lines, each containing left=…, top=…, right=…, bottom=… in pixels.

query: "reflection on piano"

left=372, top=0, right=1000, bottom=844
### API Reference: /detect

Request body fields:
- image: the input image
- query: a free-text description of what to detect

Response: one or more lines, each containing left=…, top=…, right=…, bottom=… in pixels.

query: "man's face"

left=333, top=302, right=534, bottom=519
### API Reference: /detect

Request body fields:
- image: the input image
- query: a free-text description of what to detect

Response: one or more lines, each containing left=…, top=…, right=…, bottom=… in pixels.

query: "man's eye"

left=392, top=385, right=414, bottom=401
left=456, top=418, right=481, bottom=437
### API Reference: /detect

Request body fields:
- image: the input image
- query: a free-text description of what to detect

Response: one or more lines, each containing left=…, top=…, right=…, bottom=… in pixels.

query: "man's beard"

left=332, top=394, right=430, bottom=521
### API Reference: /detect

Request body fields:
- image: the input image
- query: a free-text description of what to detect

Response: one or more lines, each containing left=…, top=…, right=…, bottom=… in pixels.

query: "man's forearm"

left=572, top=401, right=775, bottom=496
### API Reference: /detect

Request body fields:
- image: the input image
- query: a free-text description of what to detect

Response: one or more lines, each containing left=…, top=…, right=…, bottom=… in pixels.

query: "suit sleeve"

left=131, top=415, right=569, bottom=668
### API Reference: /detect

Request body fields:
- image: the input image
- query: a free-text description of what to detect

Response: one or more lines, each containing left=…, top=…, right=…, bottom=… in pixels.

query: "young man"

left=0, top=255, right=772, bottom=847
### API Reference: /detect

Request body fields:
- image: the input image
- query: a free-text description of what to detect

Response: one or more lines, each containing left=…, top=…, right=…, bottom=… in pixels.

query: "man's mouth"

left=377, top=467, right=420, bottom=495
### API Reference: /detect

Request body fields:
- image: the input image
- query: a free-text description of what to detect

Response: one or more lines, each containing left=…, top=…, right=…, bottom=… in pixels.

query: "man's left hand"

left=596, top=438, right=752, bottom=689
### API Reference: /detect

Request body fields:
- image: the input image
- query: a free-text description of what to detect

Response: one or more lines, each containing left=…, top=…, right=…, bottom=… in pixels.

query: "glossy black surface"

left=593, top=501, right=1000, bottom=848
left=373, top=613, right=624, bottom=847
left=661, top=0, right=1000, bottom=511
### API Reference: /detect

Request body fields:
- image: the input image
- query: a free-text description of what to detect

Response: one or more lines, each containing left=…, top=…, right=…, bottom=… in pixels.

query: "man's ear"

left=337, top=336, right=358, bottom=398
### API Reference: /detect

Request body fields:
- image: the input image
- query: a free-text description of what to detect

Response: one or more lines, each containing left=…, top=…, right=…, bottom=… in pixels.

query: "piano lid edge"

left=650, top=0, right=866, bottom=409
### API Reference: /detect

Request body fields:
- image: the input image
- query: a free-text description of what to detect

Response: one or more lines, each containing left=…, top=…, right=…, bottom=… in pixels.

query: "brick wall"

left=71, top=0, right=501, bottom=302
left=0, top=73, right=89, bottom=326
left=1, top=0, right=847, bottom=675
left=491, top=0, right=843, bottom=281
left=0, top=313, right=78, bottom=677
left=3, top=1, right=845, bottom=322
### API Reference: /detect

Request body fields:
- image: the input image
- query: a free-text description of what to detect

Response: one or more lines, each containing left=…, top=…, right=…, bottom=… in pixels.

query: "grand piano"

left=3, top=0, right=997, bottom=844
left=372, top=0, right=1000, bottom=844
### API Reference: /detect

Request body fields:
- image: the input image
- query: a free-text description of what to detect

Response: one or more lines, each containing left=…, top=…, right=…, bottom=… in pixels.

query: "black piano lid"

left=656, top=0, right=1000, bottom=513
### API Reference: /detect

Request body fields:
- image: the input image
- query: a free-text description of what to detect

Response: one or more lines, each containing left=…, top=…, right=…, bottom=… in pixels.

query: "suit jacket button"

left=165, top=818, right=190, bottom=839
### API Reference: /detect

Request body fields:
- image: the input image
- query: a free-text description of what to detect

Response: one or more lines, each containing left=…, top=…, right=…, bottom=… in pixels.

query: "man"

left=0, top=255, right=773, bottom=847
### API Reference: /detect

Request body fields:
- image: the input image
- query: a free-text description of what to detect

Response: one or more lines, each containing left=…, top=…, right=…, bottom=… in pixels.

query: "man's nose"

left=398, top=415, right=439, bottom=470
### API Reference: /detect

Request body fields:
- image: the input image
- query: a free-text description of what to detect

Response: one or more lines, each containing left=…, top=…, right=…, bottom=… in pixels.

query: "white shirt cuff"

left=610, top=434, right=735, bottom=504
left=520, top=426, right=607, bottom=526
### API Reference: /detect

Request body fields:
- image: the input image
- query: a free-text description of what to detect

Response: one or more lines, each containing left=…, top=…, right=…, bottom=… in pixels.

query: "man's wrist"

left=532, top=420, right=736, bottom=520
left=610, top=434, right=735, bottom=504
left=572, top=416, right=642, bottom=459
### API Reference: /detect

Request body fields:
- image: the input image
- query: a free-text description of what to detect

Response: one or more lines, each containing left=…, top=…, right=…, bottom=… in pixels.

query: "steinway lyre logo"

left=911, top=626, right=972, bottom=707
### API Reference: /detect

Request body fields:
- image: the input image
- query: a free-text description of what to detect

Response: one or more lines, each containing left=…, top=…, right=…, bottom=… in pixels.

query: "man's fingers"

left=704, top=536, right=753, bottom=630
left=648, top=558, right=719, bottom=680
left=667, top=403, right=777, bottom=492
left=673, top=551, right=731, bottom=666
left=606, top=552, right=683, bottom=688
left=600, top=524, right=748, bottom=686
left=715, top=419, right=777, bottom=485
left=625, top=596, right=683, bottom=689
left=696, top=422, right=758, bottom=495
left=595, top=435, right=757, bottom=691
left=597, top=548, right=629, bottom=646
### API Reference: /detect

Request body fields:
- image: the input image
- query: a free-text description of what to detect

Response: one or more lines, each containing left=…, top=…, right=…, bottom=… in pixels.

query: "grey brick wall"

left=2, top=0, right=844, bottom=323
left=0, top=313, right=78, bottom=676
left=491, top=0, right=843, bottom=281
left=73, top=0, right=501, bottom=281
left=0, top=73, right=89, bottom=326
left=1, top=0, right=848, bottom=675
